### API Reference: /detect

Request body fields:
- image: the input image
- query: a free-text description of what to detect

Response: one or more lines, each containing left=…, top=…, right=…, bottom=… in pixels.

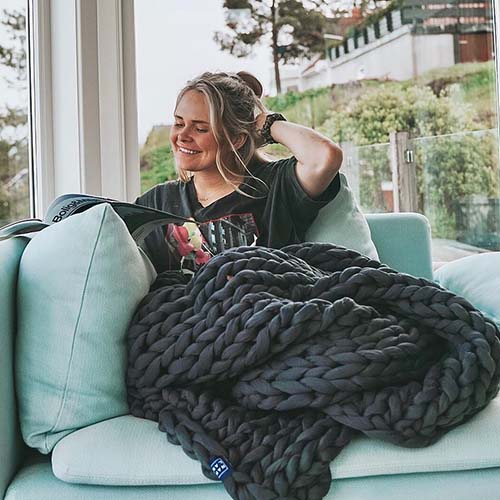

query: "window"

left=323, top=1, right=499, bottom=265
left=134, top=1, right=500, bottom=265
left=0, top=0, right=30, bottom=226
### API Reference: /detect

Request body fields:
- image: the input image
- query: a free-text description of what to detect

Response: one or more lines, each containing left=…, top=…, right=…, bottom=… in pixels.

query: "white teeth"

left=179, top=146, right=201, bottom=155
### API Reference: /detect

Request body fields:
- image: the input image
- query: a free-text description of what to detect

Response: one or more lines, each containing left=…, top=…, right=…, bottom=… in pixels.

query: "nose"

left=177, top=126, right=192, bottom=143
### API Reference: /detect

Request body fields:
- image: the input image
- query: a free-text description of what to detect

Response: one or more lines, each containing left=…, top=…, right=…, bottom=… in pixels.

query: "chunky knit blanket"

left=126, top=244, right=500, bottom=500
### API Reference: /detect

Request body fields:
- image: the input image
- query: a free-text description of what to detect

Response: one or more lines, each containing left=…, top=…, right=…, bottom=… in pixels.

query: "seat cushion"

left=433, top=252, right=500, bottom=328
left=16, top=204, right=156, bottom=454
left=306, top=173, right=379, bottom=260
left=52, top=395, right=500, bottom=486
left=8, top=448, right=500, bottom=500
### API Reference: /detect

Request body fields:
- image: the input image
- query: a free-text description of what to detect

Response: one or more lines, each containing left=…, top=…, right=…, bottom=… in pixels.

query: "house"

left=279, top=1, right=494, bottom=90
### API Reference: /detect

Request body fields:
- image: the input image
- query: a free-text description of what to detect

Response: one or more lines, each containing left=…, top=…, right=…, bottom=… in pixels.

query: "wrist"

left=258, top=113, right=286, bottom=145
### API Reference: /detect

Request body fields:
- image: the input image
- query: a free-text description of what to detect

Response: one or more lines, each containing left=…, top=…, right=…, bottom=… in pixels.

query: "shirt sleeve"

left=254, top=156, right=341, bottom=247
left=271, top=156, right=341, bottom=232
left=288, top=156, right=340, bottom=208
left=133, top=185, right=172, bottom=273
left=134, top=185, right=161, bottom=209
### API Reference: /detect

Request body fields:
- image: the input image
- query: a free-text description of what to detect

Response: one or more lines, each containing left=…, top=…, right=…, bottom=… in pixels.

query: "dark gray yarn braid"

left=126, top=243, right=500, bottom=500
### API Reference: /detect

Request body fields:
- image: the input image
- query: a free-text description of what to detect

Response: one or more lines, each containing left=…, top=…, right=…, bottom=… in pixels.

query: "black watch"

left=259, top=113, right=286, bottom=145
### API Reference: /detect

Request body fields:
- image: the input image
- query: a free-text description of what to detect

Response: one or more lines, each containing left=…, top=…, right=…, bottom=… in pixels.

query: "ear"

left=232, top=133, right=247, bottom=150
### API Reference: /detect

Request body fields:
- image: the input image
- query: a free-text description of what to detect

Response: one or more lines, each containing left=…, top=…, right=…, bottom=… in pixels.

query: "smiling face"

left=170, top=90, right=219, bottom=175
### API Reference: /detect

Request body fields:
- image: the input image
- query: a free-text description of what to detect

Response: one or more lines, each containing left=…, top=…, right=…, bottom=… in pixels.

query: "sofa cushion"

left=306, top=173, right=379, bottom=260
left=52, top=395, right=500, bottom=486
left=8, top=457, right=500, bottom=500
left=16, top=204, right=156, bottom=454
left=433, top=252, right=500, bottom=328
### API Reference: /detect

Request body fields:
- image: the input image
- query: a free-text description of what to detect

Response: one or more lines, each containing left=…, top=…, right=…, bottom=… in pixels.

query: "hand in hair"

left=254, top=111, right=270, bottom=148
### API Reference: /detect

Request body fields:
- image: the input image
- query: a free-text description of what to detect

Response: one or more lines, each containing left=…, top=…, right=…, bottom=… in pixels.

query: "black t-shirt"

left=135, top=156, right=340, bottom=273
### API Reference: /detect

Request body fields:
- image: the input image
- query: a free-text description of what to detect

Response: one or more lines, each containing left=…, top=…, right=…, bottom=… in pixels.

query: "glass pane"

left=134, top=1, right=499, bottom=266
left=319, top=1, right=499, bottom=264
left=356, top=142, right=392, bottom=213
left=134, top=0, right=270, bottom=194
left=0, top=0, right=30, bottom=226
left=415, top=129, right=500, bottom=262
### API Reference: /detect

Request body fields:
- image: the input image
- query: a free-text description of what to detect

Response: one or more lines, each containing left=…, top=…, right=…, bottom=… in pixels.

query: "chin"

left=178, top=163, right=201, bottom=173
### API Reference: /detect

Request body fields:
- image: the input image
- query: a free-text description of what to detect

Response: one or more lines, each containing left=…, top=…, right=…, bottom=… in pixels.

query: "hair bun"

left=237, top=71, right=263, bottom=98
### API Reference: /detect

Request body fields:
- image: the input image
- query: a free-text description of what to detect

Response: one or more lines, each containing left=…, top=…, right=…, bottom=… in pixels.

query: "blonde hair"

left=173, top=71, right=270, bottom=195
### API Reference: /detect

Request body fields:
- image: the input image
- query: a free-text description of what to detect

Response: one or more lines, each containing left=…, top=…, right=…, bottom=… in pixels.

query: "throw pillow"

left=306, top=173, right=379, bottom=260
left=16, top=203, right=156, bottom=454
left=433, top=252, right=500, bottom=328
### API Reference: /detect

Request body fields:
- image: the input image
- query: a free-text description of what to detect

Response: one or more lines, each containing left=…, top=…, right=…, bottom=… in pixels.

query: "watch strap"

left=259, top=113, right=286, bottom=145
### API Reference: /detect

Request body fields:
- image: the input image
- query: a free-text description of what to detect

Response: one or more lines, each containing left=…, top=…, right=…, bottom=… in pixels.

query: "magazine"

left=0, top=193, right=192, bottom=243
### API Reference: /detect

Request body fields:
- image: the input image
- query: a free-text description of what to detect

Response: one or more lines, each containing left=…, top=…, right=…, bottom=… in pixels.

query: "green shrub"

left=319, top=84, right=460, bottom=146
left=357, top=144, right=392, bottom=212
left=140, top=145, right=177, bottom=194
left=416, top=132, right=499, bottom=239
left=264, top=86, right=330, bottom=112
left=264, top=87, right=332, bottom=129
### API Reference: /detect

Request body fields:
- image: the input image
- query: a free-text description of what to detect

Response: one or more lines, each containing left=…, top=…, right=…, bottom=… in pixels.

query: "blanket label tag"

left=209, top=457, right=232, bottom=480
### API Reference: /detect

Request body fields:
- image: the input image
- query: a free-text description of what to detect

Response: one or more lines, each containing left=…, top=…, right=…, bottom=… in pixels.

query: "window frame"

left=495, top=0, right=500, bottom=139
left=29, top=0, right=500, bottom=218
left=29, top=0, right=139, bottom=218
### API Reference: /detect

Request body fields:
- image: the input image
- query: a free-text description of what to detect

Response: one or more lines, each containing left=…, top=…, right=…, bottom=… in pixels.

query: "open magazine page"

left=43, top=193, right=195, bottom=238
left=0, top=193, right=192, bottom=244
left=0, top=218, right=49, bottom=240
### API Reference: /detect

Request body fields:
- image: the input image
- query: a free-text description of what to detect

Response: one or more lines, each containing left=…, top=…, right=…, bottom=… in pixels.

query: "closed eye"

left=174, top=123, right=208, bottom=133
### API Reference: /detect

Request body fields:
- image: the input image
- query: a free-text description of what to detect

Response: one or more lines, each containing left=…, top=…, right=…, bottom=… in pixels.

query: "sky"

left=0, top=0, right=273, bottom=145
left=0, top=0, right=26, bottom=111
left=134, top=0, right=272, bottom=145
left=0, top=0, right=321, bottom=146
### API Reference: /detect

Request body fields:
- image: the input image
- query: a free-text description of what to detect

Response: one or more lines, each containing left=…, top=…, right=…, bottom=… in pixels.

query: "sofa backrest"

left=0, top=237, right=30, bottom=498
left=366, top=213, right=433, bottom=280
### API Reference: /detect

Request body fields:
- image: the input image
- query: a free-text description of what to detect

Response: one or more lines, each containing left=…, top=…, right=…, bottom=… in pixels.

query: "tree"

left=0, top=7, right=29, bottom=224
left=352, top=0, right=389, bottom=17
left=214, top=0, right=345, bottom=94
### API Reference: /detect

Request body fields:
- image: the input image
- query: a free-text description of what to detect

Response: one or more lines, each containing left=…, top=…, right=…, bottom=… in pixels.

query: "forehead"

left=175, top=90, right=210, bottom=122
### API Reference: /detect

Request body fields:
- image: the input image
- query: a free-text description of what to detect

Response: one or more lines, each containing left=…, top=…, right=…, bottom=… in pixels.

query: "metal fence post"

left=340, top=141, right=360, bottom=203
left=390, top=131, right=418, bottom=212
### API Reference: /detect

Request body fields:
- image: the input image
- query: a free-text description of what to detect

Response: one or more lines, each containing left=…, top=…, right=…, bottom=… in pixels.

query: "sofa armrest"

left=0, top=237, right=30, bottom=497
left=366, top=213, right=433, bottom=280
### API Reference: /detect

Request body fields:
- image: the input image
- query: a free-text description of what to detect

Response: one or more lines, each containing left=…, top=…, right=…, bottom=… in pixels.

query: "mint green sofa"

left=3, top=212, right=500, bottom=500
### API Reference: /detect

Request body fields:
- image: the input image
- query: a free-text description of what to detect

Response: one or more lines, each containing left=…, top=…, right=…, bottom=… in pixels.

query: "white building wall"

left=301, top=71, right=326, bottom=90
left=278, top=27, right=456, bottom=91
left=328, top=27, right=416, bottom=83
left=414, top=34, right=455, bottom=76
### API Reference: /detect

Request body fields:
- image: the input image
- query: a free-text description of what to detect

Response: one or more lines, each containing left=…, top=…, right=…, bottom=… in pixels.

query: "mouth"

left=177, top=146, right=202, bottom=156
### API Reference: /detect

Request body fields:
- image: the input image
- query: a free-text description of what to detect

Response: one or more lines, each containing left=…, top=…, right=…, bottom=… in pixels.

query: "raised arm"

left=256, top=113, right=343, bottom=198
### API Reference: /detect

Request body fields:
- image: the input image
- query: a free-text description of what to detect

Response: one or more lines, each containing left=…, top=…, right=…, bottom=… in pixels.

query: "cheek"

left=203, top=138, right=218, bottom=156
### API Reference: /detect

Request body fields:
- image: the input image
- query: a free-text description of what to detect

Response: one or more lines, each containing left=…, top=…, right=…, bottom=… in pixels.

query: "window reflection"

left=0, top=0, right=29, bottom=226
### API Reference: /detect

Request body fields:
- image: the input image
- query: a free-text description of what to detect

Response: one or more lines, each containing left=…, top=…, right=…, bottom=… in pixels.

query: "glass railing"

left=344, top=128, right=500, bottom=262
left=343, top=142, right=392, bottom=213
left=413, top=129, right=500, bottom=262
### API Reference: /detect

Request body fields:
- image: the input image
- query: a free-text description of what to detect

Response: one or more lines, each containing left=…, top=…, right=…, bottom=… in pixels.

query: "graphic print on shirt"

left=164, top=213, right=258, bottom=272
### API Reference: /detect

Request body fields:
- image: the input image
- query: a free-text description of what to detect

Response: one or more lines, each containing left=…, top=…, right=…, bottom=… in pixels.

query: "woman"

left=135, top=71, right=343, bottom=274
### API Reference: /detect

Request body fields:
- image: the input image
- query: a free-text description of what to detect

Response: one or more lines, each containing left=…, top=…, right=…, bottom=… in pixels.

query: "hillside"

left=139, top=61, right=497, bottom=192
